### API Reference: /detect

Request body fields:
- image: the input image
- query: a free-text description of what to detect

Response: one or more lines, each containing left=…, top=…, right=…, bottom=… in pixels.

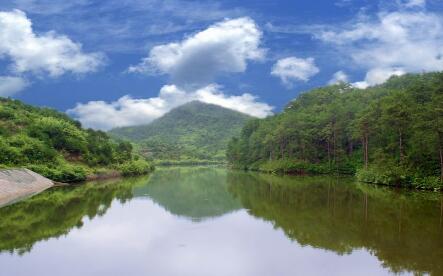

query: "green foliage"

left=356, top=165, right=412, bottom=187
left=0, top=98, right=153, bottom=182
left=227, top=72, right=443, bottom=189
left=25, top=163, right=88, bottom=183
left=257, top=159, right=331, bottom=175
left=28, top=117, right=88, bottom=154
left=109, top=101, right=252, bottom=162
left=154, top=159, right=225, bottom=166
left=357, top=166, right=443, bottom=190
left=117, top=159, right=154, bottom=176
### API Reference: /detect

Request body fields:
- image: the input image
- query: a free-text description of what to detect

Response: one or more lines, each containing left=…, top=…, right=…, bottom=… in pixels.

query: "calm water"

left=0, top=167, right=442, bottom=276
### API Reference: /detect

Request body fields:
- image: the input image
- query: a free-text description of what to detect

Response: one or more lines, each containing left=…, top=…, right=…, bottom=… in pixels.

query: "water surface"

left=0, top=167, right=442, bottom=276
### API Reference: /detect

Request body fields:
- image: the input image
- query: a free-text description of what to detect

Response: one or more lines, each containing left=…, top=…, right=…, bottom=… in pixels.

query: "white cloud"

left=317, top=10, right=443, bottom=86
left=352, top=67, right=406, bottom=89
left=68, top=84, right=273, bottom=130
left=194, top=85, right=273, bottom=118
left=328, top=71, right=349, bottom=84
left=401, top=0, right=426, bottom=8
left=271, top=57, right=319, bottom=88
left=70, top=16, right=272, bottom=130
left=0, top=76, right=28, bottom=96
left=0, top=9, right=104, bottom=77
left=128, top=17, right=264, bottom=86
left=9, top=0, right=91, bottom=15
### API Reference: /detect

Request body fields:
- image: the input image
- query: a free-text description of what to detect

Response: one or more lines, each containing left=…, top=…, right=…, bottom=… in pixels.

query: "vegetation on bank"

left=109, top=101, right=252, bottom=162
left=0, top=98, right=153, bottom=182
left=227, top=72, right=443, bottom=190
left=154, top=159, right=225, bottom=166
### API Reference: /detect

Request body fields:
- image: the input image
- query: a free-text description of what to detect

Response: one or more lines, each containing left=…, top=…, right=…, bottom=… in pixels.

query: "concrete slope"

left=0, top=169, right=54, bottom=207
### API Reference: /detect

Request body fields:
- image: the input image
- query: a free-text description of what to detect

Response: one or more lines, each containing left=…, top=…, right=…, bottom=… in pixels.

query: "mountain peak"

left=109, top=101, right=253, bottom=161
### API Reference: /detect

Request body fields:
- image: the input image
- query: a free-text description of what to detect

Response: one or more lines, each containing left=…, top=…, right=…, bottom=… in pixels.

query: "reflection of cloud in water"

left=0, top=198, right=391, bottom=276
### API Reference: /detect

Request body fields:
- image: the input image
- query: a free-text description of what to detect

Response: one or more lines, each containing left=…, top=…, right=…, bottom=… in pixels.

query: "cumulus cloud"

left=128, top=17, right=264, bottom=86
left=0, top=9, right=104, bottom=77
left=68, top=84, right=273, bottom=130
left=70, top=16, right=272, bottom=130
left=328, top=71, right=349, bottom=84
left=352, top=67, right=406, bottom=89
left=271, top=57, right=319, bottom=88
left=193, top=85, right=273, bottom=118
left=317, top=10, right=443, bottom=87
left=0, top=76, right=28, bottom=96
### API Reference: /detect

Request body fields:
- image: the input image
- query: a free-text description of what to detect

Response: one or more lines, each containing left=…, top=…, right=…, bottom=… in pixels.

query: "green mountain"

left=0, top=98, right=153, bottom=182
left=227, top=72, right=443, bottom=189
left=109, top=101, right=253, bottom=162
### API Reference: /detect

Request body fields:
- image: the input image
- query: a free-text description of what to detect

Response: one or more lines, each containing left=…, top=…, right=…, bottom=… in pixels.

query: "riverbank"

left=232, top=159, right=443, bottom=191
left=0, top=159, right=155, bottom=184
left=154, top=159, right=226, bottom=166
left=0, top=162, right=155, bottom=207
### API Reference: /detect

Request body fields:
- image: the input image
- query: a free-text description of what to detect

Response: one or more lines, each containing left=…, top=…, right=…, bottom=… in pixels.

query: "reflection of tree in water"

left=134, top=167, right=241, bottom=221
left=0, top=176, right=149, bottom=255
left=227, top=171, right=443, bottom=275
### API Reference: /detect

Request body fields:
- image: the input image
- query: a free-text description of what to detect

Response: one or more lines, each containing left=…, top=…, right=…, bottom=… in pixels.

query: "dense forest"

left=110, top=101, right=252, bottom=164
left=227, top=72, right=443, bottom=190
left=0, top=98, right=153, bottom=182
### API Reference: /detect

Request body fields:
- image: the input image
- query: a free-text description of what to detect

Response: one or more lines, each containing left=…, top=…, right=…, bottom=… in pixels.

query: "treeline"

left=227, top=72, right=443, bottom=189
left=0, top=98, right=153, bottom=182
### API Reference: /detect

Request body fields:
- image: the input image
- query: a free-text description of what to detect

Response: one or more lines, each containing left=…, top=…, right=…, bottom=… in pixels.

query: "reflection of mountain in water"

left=134, top=167, right=241, bottom=221
left=0, top=176, right=149, bottom=255
left=227, top=171, right=443, bottom=275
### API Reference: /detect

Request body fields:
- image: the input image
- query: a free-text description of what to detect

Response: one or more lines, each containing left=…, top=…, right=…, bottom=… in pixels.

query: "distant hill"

left=109, top=101, right=253, bottom=161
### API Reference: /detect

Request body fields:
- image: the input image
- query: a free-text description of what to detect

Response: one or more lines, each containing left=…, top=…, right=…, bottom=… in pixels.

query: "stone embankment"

left=0, top=169, right=54, bottom=207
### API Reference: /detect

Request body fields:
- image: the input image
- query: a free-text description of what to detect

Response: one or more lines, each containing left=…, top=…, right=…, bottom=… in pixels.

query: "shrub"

left=26, top=163, right=87, bottom=183
left=258, top=159, right=331, bottom=175
left=8, top=135, right=58, bottom=164
left=28, top=117, right=88, bottom=155
left=0, top=140, right=22, bottom=164
left=412, top=176, right=442, bottom=190
left=117, top=160, right=154, bottom=176
left=356, top=164, right=412, bottom=187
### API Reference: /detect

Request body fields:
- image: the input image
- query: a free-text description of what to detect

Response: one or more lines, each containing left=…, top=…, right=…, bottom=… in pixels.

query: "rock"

left=0, top=169, right=54, bottom=207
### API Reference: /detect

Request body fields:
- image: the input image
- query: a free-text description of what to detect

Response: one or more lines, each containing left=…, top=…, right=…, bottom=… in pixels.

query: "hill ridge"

left=109, top=101, right=253, bottom=161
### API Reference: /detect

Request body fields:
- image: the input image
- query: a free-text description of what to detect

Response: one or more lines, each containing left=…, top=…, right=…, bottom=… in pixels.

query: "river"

left=0, top=166, right=442, bottom=276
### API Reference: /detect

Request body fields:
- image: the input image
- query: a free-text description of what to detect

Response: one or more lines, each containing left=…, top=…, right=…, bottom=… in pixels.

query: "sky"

left=0, top=0, right=442, bottom=130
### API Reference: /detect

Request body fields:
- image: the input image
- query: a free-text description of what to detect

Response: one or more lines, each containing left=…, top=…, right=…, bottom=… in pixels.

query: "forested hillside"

left=110, top=101, right=253, bottom=163
left=0, top=98, right=153, bottom=182
left=227, top=72, right=443, bottom=190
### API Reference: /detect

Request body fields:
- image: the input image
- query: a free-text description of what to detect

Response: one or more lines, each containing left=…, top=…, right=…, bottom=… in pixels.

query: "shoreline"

left=231, top=165, right=443, bottom=192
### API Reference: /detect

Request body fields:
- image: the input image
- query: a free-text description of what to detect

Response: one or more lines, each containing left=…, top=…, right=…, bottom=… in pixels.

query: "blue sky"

left=0, top=0, right=442, bottom=129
